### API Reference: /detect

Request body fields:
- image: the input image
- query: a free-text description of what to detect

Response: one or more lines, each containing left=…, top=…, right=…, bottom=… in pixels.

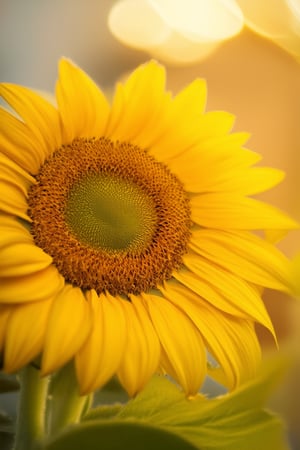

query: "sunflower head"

left=27, top=136, right=191, bottom=297
left=0, top=59, right=297, bottom=397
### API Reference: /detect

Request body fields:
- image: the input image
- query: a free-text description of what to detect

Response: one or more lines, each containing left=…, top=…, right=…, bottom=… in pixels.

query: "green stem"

left=13, top=365, right=49, bottom=450
left=47, top=362, right=91, bottom=435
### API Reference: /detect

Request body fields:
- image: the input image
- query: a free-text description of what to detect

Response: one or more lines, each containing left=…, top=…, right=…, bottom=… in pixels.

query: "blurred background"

left=0, top=0, right=300, bottom=448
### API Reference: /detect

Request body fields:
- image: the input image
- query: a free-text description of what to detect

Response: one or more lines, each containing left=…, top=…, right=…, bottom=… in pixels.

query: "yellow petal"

left=0, top=265, right=64, bottom=303
left=117, top=294, right=161, bottom=396
left=1, top=153, right=35, bottom=195
left=193, top=131, right=252, bottom=154
left=202, top=167, right=285, bottom=196
left=103, top=82, right=124, bottom=139
left=161, top=280, right=261, bottom=389
left=0, top=150, right=33, bottom=220
left=4, top=298, right=53, bottom=372
left=189, top=229, right=293, bottom=292
left=0, top=215, right=32, bottom=239
left=0, top=179, right=30, bottom=221
left=42, top=285, right=92, bottom=375
left=132, top=93, right=172, bottom=149
left=0, top=242, right=52, bottom=277
left=172, top=78, right=207, bottom=117
left=166, top=138, right=262, bottom=192
left=173, top=154, right=284, bottom=194
left=107, top=61, right=170, bottom=148
left=179, top=253, right=275, bottom=338
left=142, top=292, right=206, bottom=395
left=0, top=216, right=32, bottom=246
left=167, top=131, right=255, bottom=171
left=150, top=110, right=236, bottom=161
left=0, top=215, right=52, bottom=277
left=0, top=162, right=31, bottom=197
left=145, top=79, right=207, bottom=155
left=138, top=78, right=207, bottom=152
left=56, top=59, right=110, bottom=142
left=0, top=114, right=42, bottom=174
left=0, top=84, right=61, bottom=160
left=190, top=193, right=299, bottom=230
left=75, top=291, right=127, bottom=395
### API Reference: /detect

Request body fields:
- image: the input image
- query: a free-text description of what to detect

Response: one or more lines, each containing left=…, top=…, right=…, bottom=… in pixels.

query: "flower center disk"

left=65, top=174, right=156, bottom=252
left=28, top=138, right=191, bottom=296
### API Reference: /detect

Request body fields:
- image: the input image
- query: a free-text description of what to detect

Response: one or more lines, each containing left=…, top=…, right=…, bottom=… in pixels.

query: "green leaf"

left=42, top=420, right=197, bottom=450
left=43, top=357, right=290, bottom=450
left=83, top=403, right=123, bottom=421
left=115, top=356, right=290, bottom=450
left=0, top=374, right=19, bottom=393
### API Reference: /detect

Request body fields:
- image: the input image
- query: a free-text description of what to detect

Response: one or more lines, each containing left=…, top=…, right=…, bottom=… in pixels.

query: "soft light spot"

left=237, top=0, right=293, bottom=36
left=287, top=0, right=300, bottom=31
left=148, top=33, right=220, bottom=65
left=237, top=0, right=300, bottom=58
left=108, top=0, right=244, bottom=65
left=108, top=0, right=170, bottom=48
left=149, top=0, right=244, bottom=41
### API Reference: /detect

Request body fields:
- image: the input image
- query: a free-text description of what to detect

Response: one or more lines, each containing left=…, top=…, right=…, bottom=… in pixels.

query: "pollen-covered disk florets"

left=28, top=137, right=191, bottom=296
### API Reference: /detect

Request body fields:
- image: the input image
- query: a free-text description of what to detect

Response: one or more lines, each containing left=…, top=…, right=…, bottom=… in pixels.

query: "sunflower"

left=0, top=60, right=297, bottom=397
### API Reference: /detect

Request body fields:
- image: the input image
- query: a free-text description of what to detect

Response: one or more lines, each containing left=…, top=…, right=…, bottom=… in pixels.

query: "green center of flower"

left=28, top=137, right=191, bottom=296
left=65, top=174, right=157, bottom=251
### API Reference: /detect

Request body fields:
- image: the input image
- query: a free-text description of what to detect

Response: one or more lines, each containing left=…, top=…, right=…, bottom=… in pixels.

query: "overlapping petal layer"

left=0, top=85, right=62, bottom=170
left=117, top=295, right=161, bottom=397
left=42, top=285, right=92, bottom=375
left=4, top=298, right=53, bottom=372
left=160, top=280, right=261, bottom=389
left=56, top=59, right=110, bottom=142
left=0, top=59, right=296, bottom=397
left=142, top=292, right=207, bottom=395
left=75, top=290, right=127, bottom=394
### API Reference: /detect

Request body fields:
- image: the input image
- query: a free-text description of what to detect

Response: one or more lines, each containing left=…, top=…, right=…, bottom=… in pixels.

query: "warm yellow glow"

left=237, top=0, right=293, bottom=37
left=149, top=0, right=244, bottom=41
left=237, top=0, right=300, bottom=58
left=286, top=0, right=300, bottom=33
left=148, top=33, right=221, bottom=65
left=108, top=0, right=244, bottom=64
left=108, top=0, right=300, bottom=65
left=108, top=0, right=170, bottom=49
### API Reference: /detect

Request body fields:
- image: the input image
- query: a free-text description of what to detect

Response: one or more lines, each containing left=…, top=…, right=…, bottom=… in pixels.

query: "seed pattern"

left=28, top=138, right=191, bottom=296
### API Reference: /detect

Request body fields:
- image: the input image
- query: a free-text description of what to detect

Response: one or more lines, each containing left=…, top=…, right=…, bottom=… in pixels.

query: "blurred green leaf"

left=42, top=420, right=197, bottom=450
left=83, top=404, right=123, bottom=421
left=115, top=356, right=290, bottom=450
left=43, top=356, right=290, bottom=450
